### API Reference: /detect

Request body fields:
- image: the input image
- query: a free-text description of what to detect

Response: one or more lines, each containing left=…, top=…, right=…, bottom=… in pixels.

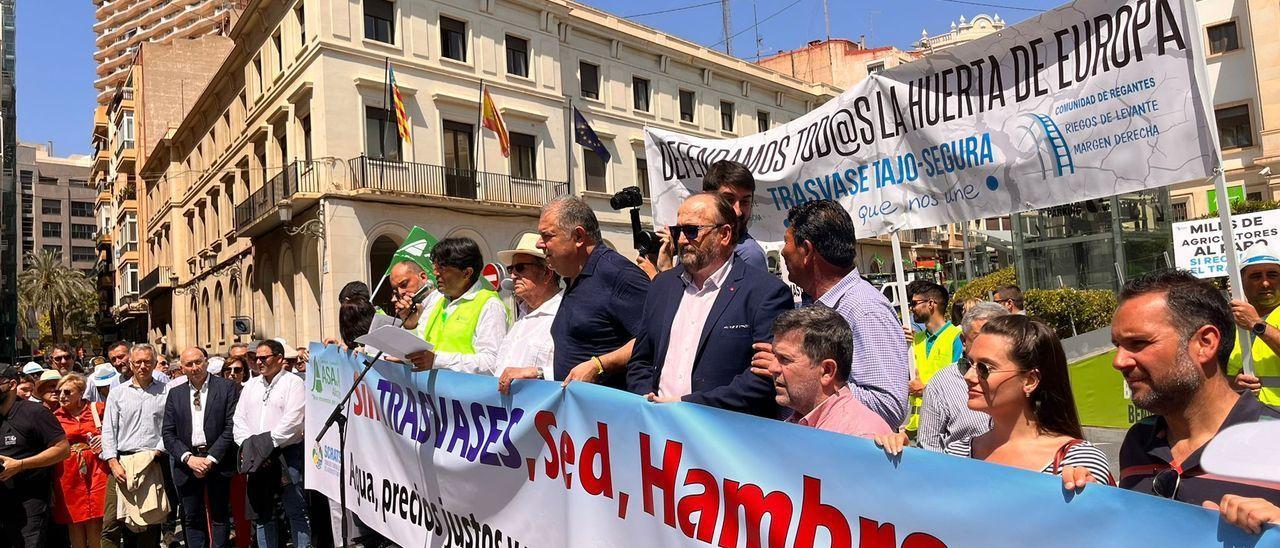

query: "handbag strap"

left=1050, top=438, right=1085, bottom=475
left=90, top=402, right=102, bottom=429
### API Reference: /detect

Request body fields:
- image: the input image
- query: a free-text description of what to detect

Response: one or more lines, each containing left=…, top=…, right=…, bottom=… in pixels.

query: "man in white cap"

left=496, top=233, right=564, bottom=394
left=1227, top=244, right=1280, bottom=406
left=21, top=362, right=44, bottom=376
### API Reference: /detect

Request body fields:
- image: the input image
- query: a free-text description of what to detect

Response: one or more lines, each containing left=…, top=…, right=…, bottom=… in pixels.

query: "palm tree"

left=18, top=249, right=97, bottom=343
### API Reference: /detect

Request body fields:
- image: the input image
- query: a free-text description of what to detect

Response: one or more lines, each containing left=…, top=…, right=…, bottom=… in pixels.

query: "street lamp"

left=278, top=200, right=325, bottom=240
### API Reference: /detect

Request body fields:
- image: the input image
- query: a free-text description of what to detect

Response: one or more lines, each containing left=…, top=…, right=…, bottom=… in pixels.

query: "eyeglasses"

left=57, top=389, right=77, bottom=396
left=668, top=224, right=722, bottom=242
left=52, top=355, right=72, bottom=361
left=1151, top=468, right=1181, bottom=499
left=225, top=367, right=245, bottom=373
left=909, top=299, right=933, bottom=308
left=957, top=356, right=1024, bottom=380
left=507, top=262, right=541, bottom=276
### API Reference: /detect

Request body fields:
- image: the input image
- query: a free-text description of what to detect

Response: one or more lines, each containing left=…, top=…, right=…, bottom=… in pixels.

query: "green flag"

left=385, top=226, right=439, bottom=280
left=371, top=227, right=439, bottom=298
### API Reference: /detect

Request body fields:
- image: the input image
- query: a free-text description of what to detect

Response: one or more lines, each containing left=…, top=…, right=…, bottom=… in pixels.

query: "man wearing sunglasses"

left=232, top=340, right=309, bottom=548
left=904, top=280, right=963, bottom=434
left=49, top=344, right=76, bottom=376
left=1106, top=270, right=1280, bottom=534
left=495, top=234, right=564, bottom=394
left=627, top=194, right=793, bottom=417
left=992, top=284, right=1025, bottom=315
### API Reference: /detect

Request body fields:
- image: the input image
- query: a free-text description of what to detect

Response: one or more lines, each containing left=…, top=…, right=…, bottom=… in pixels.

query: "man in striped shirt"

left=1108, top=270, right=1280, bottom=535
left=752, top=200, right=910, bottom=427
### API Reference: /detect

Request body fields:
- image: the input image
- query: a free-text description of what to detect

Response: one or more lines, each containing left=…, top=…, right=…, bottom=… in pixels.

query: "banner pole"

left=891, top=231, right=918, bottom=389
left=1211, top=167, right=1253, bottom=376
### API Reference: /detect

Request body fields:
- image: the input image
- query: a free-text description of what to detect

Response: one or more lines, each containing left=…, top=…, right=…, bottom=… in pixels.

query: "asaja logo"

left=311, top=357, right=342, bottom=403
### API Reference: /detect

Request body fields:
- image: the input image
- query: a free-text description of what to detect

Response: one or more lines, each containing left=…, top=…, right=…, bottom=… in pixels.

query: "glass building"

left=1012, top=189, right=1174, bottom=292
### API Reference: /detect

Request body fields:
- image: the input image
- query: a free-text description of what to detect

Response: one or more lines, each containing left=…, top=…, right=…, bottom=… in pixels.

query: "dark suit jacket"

left=163, top=375, right=240, bottom=486
left=626, top=259, right=794, bottom=417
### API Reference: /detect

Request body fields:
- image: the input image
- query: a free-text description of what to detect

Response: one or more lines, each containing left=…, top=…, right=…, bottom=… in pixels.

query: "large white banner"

left=1173, top=208, right=1280, bottom=278
left=645, top=0, right=1217, bottom=241
left=303, top=346, right=1278, bottom=547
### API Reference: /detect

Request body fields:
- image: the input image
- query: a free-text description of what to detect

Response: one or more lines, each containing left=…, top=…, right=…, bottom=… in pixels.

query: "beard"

left=1130, top=349, right=1204, bottom=415
left=681, top=244, right=710, bottom=271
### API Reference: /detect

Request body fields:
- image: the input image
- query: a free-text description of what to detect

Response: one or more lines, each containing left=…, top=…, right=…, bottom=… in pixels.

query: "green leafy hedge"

left=952, top=266, right=1116, bottom=339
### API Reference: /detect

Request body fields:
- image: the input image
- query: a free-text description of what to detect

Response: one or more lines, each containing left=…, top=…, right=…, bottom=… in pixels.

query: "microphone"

left=500, top=277, right=515, bottom=292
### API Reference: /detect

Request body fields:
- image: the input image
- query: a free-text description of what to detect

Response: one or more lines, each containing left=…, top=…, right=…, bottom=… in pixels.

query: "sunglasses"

left=225, top=367, right=245, bottom=373
left=52, top=355, right=72, bottom=361
left=57, top=389, right=77, bottom=396
left=668, top=224, right=723, bottom=242
left=253, top=355, right=278, bottom=363
left=506, top=262, right=541, bottom=276
left=1151, top=468, right=1180, bottom=499
left=956, top=356, right=1025, bottom=380
left=909, top=299, right=934, bottom=307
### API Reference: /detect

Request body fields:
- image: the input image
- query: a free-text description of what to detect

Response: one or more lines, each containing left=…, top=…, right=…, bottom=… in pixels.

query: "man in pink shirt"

left=771, top=307, right=893, bottom=438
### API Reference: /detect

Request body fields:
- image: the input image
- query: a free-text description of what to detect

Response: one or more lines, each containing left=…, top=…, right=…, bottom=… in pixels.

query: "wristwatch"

left=1252, top=321, right=1268, bottom=337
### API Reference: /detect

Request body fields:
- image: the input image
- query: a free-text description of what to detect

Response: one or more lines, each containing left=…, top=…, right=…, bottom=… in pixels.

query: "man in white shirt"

left=396, top=237, right=509, bottom=375
left=496, top=234, right=564, bottom=393
left=232, top=340, right=309, bottom=548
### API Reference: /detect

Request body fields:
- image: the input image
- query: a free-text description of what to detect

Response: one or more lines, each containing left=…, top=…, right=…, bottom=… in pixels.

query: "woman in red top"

left=52, top=373, right=108, bottom=548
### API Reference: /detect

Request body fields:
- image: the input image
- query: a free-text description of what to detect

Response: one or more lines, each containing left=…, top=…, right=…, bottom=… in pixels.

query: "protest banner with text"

left=644, top=0, right=1216, bottom=241
left=304, top=345, right=1277, bottom=547
left=1173, top=208, right=1280, bottom=278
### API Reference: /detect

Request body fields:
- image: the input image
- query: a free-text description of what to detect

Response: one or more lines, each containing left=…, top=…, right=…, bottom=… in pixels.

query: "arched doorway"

left=369, top=235, right=401, bottom=307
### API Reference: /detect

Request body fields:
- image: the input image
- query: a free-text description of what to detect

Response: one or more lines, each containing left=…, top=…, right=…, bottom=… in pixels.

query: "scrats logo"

left=312, top=444, right=342, bottom=473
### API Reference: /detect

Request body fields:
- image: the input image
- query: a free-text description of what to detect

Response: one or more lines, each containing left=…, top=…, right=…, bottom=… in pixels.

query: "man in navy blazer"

left=162, top=347, right=240, bottom=548
left=628, top=193, right=793, bottom=417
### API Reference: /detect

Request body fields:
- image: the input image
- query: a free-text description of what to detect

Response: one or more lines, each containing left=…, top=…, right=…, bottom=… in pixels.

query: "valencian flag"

left=370, top=226, right=439, bottom=298
left=573, top=107, right=610, bottom=163
left=389, top=65, right=412, bottom=143
left=480, top=84, right=510, bottom=158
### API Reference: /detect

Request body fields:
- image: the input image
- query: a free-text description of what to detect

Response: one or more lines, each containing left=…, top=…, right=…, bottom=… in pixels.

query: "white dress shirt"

left=232, top=370, right=306, bottom=448
left=180, top=379, right=218, bottom=464
left=497, top=290, right=562, bottom=380
left=658, top=258, right=734, bottom=399
left=411, top=280, right=510, bottom=376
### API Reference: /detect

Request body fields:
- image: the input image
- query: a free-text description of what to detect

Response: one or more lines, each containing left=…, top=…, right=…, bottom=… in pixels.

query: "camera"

left=610, top=186, right=662, bottom=259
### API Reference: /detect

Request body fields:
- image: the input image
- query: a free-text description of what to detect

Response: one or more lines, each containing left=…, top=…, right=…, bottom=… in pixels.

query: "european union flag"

left=573, top=107, right=611, bottom=164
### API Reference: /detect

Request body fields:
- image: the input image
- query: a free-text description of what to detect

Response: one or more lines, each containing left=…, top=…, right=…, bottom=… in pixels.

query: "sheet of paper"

left=355, top=325, right=435, bottom=363
left=1200, top=421, right=1280, bottom=483
left=369, top=313, right=398, bottom=331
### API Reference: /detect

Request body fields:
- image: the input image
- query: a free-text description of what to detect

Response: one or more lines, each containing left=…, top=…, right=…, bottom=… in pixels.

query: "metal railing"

left=348, top=155, right=568, bottom=207
left=139, top=265, right=173, bottom=297
left=233, top=161, right=321, bottom=232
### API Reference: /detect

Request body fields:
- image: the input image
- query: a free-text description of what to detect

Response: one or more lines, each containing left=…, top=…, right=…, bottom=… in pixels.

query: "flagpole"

left=381, top=57, right=390, bottom=188
left=565, top=97, right=575, bottom=195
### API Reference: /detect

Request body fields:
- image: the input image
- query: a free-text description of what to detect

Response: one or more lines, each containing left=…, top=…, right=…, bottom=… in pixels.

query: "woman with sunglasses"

left=51, top=374, right=108, bottom=548
left=221, top=355, right=251, bottom=388
left=878, top=315, right=1114, bottom=486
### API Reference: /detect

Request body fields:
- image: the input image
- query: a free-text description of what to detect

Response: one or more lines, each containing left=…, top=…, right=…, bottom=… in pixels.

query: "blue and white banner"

left=645, top=0, right=1217, bottom=240
left=304, top=345, right=1277, bottom=547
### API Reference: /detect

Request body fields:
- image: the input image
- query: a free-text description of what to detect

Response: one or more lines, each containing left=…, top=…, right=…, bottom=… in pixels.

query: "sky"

left=16, top=0, right=1066, bottom=157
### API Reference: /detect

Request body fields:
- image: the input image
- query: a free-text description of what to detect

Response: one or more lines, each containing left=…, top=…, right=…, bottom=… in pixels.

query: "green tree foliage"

left=18, top=250, right=98, bottom=345
left=952, top=266, right=1117, bottom=339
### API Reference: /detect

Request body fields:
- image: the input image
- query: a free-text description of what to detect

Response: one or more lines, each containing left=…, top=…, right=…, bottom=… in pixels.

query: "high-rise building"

left=0, top=0, right=17, bottom=364
left=14, top=143, right=96, bottom=273
left=91, top=0, right=242, bottom=105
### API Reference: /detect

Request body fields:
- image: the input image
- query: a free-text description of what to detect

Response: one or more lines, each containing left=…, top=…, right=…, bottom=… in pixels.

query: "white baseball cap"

left=1241, top=245, right=1280, bottom=270
left=207, top=356, right=225, bottom=375
left=22, top=362, right=44, bottom=375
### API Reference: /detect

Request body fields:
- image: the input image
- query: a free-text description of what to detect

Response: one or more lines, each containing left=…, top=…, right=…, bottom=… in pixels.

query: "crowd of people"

left=1, top=338, right=314, bottom=547
left=3, top=157, right=1279, bottom=547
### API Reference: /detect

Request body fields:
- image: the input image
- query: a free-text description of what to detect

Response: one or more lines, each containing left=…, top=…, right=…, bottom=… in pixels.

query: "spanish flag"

left=480, top=84, right=510, bottom=158
left=389, top=66, right=411, bottom=143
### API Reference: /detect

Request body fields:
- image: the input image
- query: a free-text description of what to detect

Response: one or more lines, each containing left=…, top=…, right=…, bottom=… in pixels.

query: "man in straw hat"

left=496, top=234, right=563, bottom=394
